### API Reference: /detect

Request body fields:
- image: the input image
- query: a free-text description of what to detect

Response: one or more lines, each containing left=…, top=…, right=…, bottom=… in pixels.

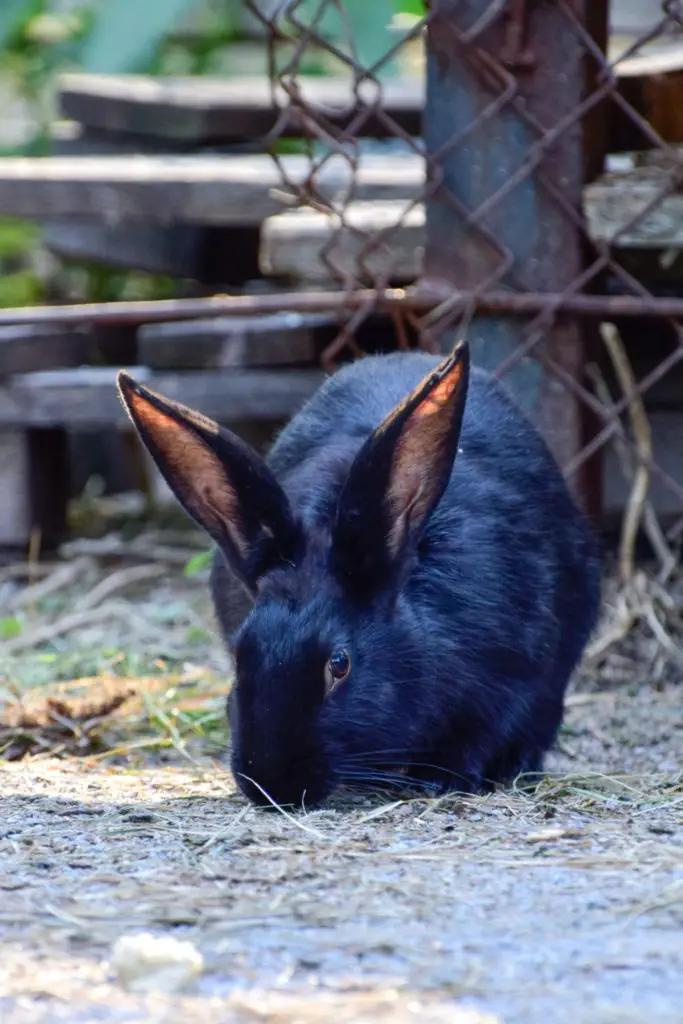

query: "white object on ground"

left=110, top=932, right=204, bottom=993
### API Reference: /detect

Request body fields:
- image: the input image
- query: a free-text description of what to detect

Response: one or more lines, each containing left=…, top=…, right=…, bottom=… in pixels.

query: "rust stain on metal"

left=501, top=0, right=536, bottom=69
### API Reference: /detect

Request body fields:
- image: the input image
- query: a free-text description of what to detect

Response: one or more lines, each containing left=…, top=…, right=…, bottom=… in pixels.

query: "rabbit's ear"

left=333, top=342, right=469, bottom=593
left=117, top=372, right=301, bottom=594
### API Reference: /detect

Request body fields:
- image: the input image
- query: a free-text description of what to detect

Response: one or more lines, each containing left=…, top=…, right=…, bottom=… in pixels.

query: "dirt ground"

left=1, top=532, right=683, bottom=1023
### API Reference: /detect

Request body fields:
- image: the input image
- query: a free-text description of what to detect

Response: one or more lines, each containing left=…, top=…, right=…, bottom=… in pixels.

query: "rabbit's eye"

left=325, top=649, right=351, bottom=694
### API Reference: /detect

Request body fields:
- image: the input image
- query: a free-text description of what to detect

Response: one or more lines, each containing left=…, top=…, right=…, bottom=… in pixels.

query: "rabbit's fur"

left=118, top=345, right=601, bottom=808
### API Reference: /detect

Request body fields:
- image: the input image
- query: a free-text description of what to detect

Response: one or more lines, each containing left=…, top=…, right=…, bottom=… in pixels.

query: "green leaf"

left=0, top=617, right=22, bottom=639
left=186, top=626, right=212, bottom=645
left=184, top=549, right=214, bottom=578
left=395, top=0, right=424, bottom=15
left=78, top=0, right=200, bottom=74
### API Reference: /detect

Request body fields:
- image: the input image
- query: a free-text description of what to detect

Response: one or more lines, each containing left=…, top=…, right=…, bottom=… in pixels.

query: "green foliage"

left=0, top=217, right=39, bottom=258
left=76, top=264, right=176, bottom=303
left=396, top=0, right=425, bottom=15
left=0, top=269, right=43, bottom=307
left=0, top=217, right=45, bottom=308
left=0, top=617, right=22, bottom=640
left=184, top=549, right=214, bottom=578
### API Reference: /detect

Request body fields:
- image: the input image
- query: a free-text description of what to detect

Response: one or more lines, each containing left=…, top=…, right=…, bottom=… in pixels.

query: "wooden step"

left=0, top=366, right=325, bottom=428
left=137, top=312, right=338, bottom=369
left=260, top=202, right=425, bottom=284
left=1, top=149, right=677, bottom=277
left=0, top=154, right=424, bottom=226
left=0, top=325, right=91, bottom=377
left=259, top=158, right=683, bottom=286
left=57, top=73, right=424, bottom=145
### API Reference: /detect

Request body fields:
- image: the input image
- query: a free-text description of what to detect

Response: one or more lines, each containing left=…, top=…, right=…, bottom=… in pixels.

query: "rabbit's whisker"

left=336, top=767, right=438, bottom=791
left=341, top=754, right=485, bottom=788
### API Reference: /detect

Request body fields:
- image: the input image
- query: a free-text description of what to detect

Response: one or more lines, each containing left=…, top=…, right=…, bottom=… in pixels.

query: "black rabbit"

left=118, top=342, right=600, bottom=807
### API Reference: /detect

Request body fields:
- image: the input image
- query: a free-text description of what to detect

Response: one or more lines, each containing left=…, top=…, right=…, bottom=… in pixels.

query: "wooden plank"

left=260, top=203, right=425, bottom=284
left=0, top=154, right=424, bottom=226
left=0, top=431, right=28, bottom=547
left=584, top=166, right=683, bottom=248
left=52, top=39, right=683, bottom=160
left=58, top=73, right=423, bottom=144
left=4, top=153, right=677, bottom=253
left=610, top=0, right=668, bottom=34
left=41, top=220, right=261, bottom=283
left=41, top=121, right=264, bottom=281
left=0, top=325, right=91, bottom=377
left=138, top=313, right=337, bottom=369
left=0, top=367, right=325, bottom=428
left=50, top=115, right=267, bottom=156
left=260, top=172, right=683, bottom=288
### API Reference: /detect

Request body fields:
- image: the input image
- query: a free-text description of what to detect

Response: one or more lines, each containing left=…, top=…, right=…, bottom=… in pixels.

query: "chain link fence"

left=241, top=0, right=683, bottom=564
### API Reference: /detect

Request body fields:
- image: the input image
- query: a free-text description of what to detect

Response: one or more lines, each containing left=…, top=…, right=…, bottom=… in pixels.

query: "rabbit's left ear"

left=333, top=342, right=469, bottom=595
left=117, top=372, right=301, bottom=595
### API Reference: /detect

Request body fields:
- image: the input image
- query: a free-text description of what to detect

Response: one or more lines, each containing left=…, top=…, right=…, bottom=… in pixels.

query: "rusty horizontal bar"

left=3, top=288, right=683, bottom=331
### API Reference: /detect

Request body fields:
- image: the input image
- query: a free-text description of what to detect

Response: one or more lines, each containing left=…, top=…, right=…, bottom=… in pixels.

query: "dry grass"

left=0, top=523, right=229, bottom=766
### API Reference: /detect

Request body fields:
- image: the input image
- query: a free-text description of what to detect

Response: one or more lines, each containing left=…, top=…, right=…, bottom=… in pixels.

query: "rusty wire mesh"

left=241, top=0, right=683, bottom=548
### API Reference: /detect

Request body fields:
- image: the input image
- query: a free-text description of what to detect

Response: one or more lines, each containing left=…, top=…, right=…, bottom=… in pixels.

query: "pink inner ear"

left=413, top=370, right=462, bottom=418
left=384, top=362, right=465, bottom=557
left=127, top=391, right=246, bottom=555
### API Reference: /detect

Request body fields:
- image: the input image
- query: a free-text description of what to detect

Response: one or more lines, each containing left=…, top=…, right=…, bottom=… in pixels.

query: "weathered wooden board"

left=58, top=73, right=423, bottom=144
left=0, top=431, right=28, bottom=546
left=0, top=325, right=91, bottom=377
left=42, top=219, right=261, bottom=283
left=0, top=367, right=325, bottom=428
left=41, top=122, right=263, bottom=280
left=0, top=154, right=424, bottom=226
left=0, top=151, right=675, bottom=262
left=261, top=202, right=425, bottom=284
left=584, top=166, right=683, bottom=248
left=0, top=427, right=70, bottom=549
left=138, top=313, right=337, bottom=369
left=258, top=169, right=683, bottom=287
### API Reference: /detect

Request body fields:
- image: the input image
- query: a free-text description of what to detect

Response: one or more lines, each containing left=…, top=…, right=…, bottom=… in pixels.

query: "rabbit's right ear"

left=333, top=342, right=469, bottom=597
left=117, top=372, right=302, bottom=594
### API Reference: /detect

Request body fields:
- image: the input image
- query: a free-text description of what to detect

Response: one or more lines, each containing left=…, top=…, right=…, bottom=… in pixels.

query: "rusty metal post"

left=422, top=0, right=591, bottom=493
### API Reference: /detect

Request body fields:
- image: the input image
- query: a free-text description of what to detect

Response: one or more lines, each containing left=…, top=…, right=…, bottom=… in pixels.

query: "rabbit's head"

left=118, top=343, right=469, bottom=807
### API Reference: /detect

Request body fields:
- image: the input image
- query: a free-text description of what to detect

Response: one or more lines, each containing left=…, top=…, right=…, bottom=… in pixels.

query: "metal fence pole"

left=422, top=0, right=591, bottom=493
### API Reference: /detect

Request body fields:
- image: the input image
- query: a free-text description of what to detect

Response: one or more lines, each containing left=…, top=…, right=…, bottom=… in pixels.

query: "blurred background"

left=0, top=0, right=423, bottom=311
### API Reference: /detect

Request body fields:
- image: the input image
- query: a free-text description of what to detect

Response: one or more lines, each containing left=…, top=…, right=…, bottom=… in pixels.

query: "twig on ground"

left=3, top=557, right=93, bottom=613
left=2, top=599, right=166, bottom=655
left=584, top=588, right=635, bottom=664
left=0, top=563, right=61, bottom=586
left=60, top=536, right=199, bottom=566
left=73, top=564, right=167, bottom=612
